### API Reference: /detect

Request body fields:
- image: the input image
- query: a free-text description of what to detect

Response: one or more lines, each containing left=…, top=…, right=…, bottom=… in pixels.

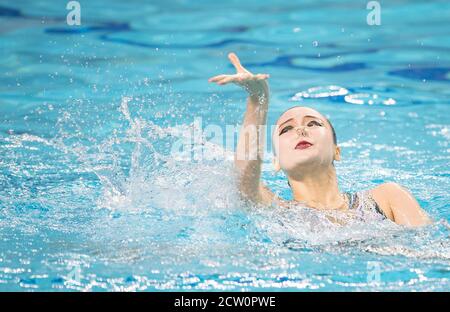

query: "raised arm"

left=208, top=53, right=275, bottom=205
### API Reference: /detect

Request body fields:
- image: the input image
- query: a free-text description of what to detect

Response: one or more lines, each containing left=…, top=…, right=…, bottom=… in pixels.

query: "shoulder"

left=371, top=182, right=406, bottom=195
left=370, top=182, right=431, bottom=227
left=369, top=182, right=405, bottom=221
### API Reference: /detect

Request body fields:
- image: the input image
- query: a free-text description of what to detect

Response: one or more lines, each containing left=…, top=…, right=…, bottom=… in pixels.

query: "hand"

left=208, top=52, right=270, bottom=99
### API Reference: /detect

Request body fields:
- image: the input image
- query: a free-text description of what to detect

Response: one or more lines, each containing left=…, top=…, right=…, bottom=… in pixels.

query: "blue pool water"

left=0, top=0, right=449, bottom=291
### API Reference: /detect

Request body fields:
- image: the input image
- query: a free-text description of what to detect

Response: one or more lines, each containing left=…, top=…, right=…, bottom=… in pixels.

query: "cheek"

left=273, top=135, right=289, bottom=154
left=278, top=137, right=299, bottom=166
left=313, top=128, right=335, bottom=156
left=273, top=137, right=289, bottom=163
left=313, top=127, right=332, bottom=144
left=279, top=135, right=294, bottom=153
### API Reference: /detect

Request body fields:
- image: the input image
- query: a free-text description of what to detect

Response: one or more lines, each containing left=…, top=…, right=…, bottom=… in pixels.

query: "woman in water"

left=208, top=52, right=431, bottom=227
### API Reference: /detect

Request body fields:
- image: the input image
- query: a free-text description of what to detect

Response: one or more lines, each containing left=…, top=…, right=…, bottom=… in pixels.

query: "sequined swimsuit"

left=344, top=190, right=387, bottom=220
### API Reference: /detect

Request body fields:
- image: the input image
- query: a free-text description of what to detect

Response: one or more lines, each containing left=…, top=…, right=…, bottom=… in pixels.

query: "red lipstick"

left=295, top=140, right=313, bottom=150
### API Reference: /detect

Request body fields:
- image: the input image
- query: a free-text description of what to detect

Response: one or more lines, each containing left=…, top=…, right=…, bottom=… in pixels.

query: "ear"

left=272, top=157, right=281, bottom=172
left=334, top=146, right=341, bottom=161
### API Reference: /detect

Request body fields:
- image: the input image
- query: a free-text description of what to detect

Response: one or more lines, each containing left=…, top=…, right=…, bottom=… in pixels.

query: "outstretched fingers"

left=216, top=75, right=238, bottom=85
left=208, top=73, right=269, bottom=86
left=254, top=74, right=270, bottom=80
left=208, top=74, right=229, bottom=83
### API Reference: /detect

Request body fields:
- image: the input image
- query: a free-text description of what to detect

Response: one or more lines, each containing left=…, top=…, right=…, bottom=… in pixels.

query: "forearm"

left=208, top=52, right=271, bottom=202
left=235, top=92, right=269, bottom=200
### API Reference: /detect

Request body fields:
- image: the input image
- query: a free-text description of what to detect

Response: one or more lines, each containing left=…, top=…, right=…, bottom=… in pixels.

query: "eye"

left=279, top=125, right=293, bottom=135
left=307, top=120, right=323, bottom=127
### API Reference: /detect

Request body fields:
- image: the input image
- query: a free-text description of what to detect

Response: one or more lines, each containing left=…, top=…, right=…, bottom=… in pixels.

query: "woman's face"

left=272, top=106, right=339, bottom=176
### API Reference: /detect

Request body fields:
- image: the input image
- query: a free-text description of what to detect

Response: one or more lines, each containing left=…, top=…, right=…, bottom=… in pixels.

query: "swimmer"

left=208, top=52, right=431, bottom=227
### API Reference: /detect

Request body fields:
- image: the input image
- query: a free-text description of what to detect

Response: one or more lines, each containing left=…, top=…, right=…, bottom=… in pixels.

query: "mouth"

left=295, top=140, right=313, bottom=150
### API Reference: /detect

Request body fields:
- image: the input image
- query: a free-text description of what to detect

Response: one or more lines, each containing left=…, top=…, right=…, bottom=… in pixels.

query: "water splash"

left=0, top=95, right=448, bottom=291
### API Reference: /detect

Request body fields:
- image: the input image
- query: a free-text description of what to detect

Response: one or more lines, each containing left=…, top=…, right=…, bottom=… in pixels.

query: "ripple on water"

left=290, top=85, right=396, bottom=106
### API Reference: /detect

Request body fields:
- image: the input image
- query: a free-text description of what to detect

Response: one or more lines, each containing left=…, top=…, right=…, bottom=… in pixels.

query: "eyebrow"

left=278, top=118, right=295, bottom=129
left=278, top=115, right=324, bottom=129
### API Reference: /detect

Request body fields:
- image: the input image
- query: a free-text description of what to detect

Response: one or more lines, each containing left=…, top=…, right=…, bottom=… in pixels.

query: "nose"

left=295, top=126, right=307, bottom=136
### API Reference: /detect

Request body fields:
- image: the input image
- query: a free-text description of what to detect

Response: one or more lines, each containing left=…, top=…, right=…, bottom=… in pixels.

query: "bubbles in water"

left=290, top=86, right=396, bottom=106
left=290, top=85, right=349, bottom=100
left=344, top=93, right=396, bottom=105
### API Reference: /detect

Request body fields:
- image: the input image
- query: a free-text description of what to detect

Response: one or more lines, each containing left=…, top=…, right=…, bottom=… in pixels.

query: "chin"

left=283, top=157, right=319, bottom=173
